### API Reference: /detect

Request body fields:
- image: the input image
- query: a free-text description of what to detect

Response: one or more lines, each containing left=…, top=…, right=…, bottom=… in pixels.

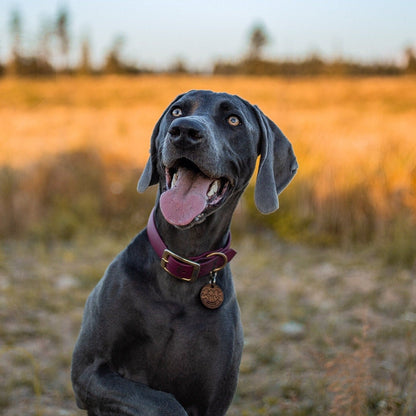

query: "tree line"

left=1, top=7, right=143, bottom=77
left=1, top=9, right=415, bottom=77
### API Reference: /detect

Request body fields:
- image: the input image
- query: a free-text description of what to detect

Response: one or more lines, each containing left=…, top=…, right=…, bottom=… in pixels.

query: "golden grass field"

left=1, top=75, right=415, bottom=248
left=1, top=75, right=416, bottom=415
left=1, top=75, right=415, bottom=214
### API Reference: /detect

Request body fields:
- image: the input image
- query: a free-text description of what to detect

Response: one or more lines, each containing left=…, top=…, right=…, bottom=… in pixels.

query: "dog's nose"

left=168, top=118, right=204, bottom=148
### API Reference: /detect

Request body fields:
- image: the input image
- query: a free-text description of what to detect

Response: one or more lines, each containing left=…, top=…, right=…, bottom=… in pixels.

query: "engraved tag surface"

left=200, top=283, right=224, bottom=309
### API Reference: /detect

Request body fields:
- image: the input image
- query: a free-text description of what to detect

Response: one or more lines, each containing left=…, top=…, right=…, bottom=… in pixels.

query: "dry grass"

left=2, top=76, right=416, bottom=179
left=1, top=75, right=416, bottom=415
left=1, top=76, right=416, bottom=246
left=1, top=234, right=416, bottom=415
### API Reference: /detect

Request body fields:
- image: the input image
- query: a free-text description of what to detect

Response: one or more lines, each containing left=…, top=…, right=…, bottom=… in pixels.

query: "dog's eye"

left=172, top=108, right=183, bottom=117
left=227, top=115, right=241, bottom=126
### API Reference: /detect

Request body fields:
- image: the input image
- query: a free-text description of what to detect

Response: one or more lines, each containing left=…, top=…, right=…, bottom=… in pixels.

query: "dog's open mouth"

left=160, top=159, right=230, bottom=227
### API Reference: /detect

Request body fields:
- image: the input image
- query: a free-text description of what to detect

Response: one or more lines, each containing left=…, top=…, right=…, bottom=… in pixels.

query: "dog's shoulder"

left=102, top=229, right=151, bottom=278
left=82, top=229, right=155, bottom=331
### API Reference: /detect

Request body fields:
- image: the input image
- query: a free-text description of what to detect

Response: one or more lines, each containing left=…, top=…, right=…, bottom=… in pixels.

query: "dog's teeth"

left=207, top=180, right=220, bottom=198
left=171, top=172, right=178, bottom=187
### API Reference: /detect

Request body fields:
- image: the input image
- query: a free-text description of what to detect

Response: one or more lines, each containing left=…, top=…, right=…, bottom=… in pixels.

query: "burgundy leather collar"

left=146, top=209, right=236, bottom=282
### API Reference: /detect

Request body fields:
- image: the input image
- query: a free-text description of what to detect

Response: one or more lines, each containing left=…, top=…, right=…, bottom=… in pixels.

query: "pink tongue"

left=160, top=167, right=213, bottom=226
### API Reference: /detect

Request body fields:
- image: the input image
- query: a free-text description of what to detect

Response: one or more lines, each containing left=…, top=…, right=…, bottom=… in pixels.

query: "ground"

left=1, top=230, right=415, bottom=416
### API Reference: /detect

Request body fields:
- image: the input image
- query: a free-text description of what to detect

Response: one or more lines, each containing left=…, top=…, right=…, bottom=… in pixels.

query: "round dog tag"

left=200, top=283, right=224, bottom=309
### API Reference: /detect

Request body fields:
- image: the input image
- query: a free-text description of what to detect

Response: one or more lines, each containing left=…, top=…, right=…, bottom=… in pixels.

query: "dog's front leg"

left=73, top=362, right=187, bottom=416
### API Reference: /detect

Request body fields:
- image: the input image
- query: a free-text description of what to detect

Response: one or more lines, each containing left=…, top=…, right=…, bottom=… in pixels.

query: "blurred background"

left=0, top=1, right=415, bottom=415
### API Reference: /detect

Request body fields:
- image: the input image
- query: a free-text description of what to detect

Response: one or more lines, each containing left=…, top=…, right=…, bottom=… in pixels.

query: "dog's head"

left=138, top=90, right=297, bottom=228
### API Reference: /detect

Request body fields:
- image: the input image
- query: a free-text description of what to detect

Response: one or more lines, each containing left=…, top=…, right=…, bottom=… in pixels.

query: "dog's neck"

left=153, top=204, right=233, bottom=259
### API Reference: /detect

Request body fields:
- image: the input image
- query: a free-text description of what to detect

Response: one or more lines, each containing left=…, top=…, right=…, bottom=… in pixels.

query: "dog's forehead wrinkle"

left=180, top=90, right=242, bottom=114
left=217, top=100, right=242, bottom=115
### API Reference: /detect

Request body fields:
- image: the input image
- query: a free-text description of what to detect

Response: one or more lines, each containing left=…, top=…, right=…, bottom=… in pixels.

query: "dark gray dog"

left=71, top=90, right=297, bottom=416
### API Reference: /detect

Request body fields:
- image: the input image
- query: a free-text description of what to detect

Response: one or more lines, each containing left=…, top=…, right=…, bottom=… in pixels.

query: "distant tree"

left=56, top=7, right=70, bottom=71
left=169, top=58, right=188, bottom=74
left=248, top=24, right=269, bottom=60
left=6, top=9, right=55, bottom=77
left=8, top=9, right=23, bottom=75
left=405, top=47, right=416, bottom=74
left=103, top=36, right=125, bottom=74
left=301, top=53, right=325, bottom=75
left=10, top=9, right=22, bottom=56
left=38, top=18, right=53, bottom=67
left=78, top=36, right=92, bottom=75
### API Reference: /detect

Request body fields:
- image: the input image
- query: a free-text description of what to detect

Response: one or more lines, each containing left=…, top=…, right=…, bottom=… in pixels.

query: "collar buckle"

left=161, top=249, right=201, bottom=282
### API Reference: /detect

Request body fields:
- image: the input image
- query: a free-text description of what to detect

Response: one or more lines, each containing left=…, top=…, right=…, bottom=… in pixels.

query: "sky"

left=0, top=0, right=415, bottom=71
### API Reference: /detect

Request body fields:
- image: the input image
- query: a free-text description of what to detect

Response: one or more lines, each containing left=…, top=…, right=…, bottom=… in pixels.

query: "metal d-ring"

left=206, top=252, right=228, bottom=273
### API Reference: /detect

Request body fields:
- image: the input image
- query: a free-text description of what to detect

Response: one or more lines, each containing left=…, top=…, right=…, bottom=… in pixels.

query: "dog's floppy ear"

left=254, top=105, right=298, bottom=214
left=137, top=119, right=162, bottom=192
left=137, top=93, right=185, bottom=192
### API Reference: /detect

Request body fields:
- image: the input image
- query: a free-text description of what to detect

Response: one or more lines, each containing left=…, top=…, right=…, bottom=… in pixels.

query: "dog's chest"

left=146, top=302, right=224, bottom=367
left=118, top=300, right=235, bottom=394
